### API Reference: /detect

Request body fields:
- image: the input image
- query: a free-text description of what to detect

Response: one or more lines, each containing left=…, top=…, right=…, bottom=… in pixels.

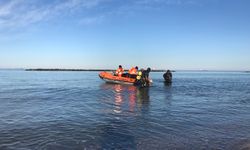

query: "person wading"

left=163, top=70, right=172, bottom=83
left=135, top=67, right=151, bottom=87
left=142, top=67, right=151, bottom=87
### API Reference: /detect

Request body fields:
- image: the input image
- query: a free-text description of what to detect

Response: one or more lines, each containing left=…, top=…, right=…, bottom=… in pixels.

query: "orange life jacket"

left=129, top=67, right=137, bottom=75
left=116, top=68, right=124, bottom=77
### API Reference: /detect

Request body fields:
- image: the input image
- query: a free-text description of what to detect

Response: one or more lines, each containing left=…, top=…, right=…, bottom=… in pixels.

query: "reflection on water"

left=114, top=84, right=123, bottom=114
left=164, top=81, right=172, bottom=87
left=163, top=81, right=173, bottom=105
left=98, top=83, right=153, bottom=149
left=128, top=86, right=136, bottom=112
left=100, top=83, right=150, bottom=113
left=136, top=87, right=150, bottom=111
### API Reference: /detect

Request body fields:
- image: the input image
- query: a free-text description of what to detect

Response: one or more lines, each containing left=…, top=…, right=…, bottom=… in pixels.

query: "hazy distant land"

left=0, top=68, right=247, bottom=73
left=24, top=69, right=250, bottom=73
left=25, top=68, right=168, bottom=72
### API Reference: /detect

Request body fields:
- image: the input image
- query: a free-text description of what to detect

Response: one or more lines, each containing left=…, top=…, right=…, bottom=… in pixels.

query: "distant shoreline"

left=25, top=69, right=168, bottom=72
left=0, top=68, right=248, bottom=72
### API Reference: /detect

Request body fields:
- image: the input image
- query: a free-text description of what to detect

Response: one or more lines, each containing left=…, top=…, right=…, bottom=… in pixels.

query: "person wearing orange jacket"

left=129, top=66, right=138, bottom=75
left=128, top=66, right=138, bottom=78
left=115, top=65, right=124, bottom=77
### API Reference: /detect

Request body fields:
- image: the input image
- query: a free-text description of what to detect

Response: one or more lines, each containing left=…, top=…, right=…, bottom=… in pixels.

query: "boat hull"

left=99, top=72, right=136, bottom=85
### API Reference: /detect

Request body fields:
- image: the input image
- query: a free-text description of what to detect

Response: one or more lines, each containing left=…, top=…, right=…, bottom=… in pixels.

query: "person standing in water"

left=142, top=68, right=151, bottom=86
left=135, top=67, right=151, bottom=87
left=163, top=70, right=172, bottom=83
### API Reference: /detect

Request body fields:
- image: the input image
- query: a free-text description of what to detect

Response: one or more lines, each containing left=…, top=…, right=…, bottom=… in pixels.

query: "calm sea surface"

left=0, top=70, right=250, bottom=149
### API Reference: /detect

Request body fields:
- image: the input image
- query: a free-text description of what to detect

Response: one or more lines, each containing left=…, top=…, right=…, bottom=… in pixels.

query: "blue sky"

left=0, top=0, right=250, bottom=70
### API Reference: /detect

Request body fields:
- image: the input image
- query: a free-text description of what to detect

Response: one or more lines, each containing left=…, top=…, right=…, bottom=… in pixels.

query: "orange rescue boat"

left=99, top=72, right=136, bottom=85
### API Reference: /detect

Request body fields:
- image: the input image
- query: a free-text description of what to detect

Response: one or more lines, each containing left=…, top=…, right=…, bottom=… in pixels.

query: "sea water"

left=0, top=70, right=250, bottom=149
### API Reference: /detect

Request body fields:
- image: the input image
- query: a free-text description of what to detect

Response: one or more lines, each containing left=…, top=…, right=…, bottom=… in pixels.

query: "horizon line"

left=0, top=68, right=249, bottom=72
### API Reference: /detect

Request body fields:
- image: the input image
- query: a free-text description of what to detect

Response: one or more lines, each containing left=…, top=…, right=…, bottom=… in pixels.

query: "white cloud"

left=0, top=0, right=199, bottom=30
left=0, top=0, right=23, bottom=16
left=79, top=15, right=105, bottom=25
left=135, top=0, right=195, bottom=5
left=0, top=0, right=104, bottom=29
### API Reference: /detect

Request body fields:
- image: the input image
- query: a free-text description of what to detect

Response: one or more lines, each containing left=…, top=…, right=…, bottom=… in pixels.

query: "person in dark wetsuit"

left=163, top=70, right=172, bottom=83
left=141, top=68, right=151, bottom=87
left=134, top=68, right=150, bottom=87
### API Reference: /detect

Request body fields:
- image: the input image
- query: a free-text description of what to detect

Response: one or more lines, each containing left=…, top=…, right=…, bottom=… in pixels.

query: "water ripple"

left=0, top=71, right=250, bottom=149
